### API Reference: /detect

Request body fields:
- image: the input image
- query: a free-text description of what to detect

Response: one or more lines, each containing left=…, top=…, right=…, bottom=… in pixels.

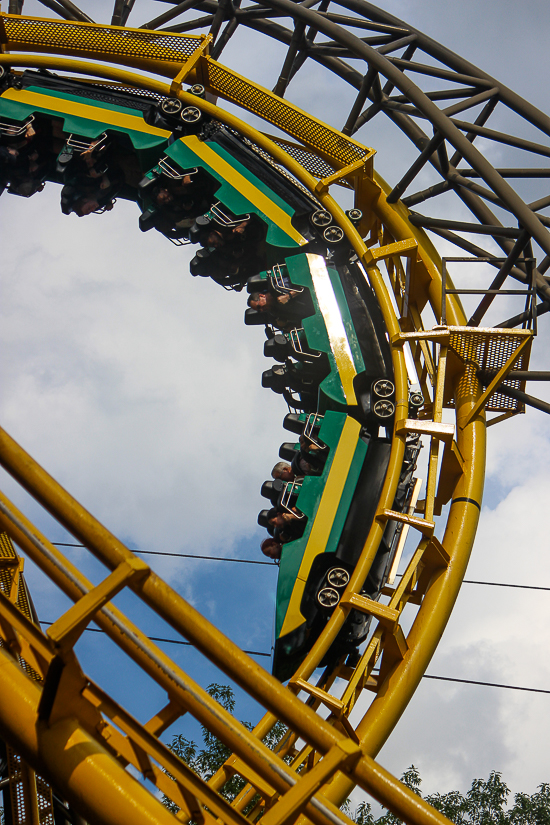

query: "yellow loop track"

left=0, top=16, right=529, bottom=825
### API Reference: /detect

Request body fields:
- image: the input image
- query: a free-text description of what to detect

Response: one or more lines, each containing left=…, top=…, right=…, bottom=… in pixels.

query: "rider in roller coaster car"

left=57, top=134, right=110, bottom=186
left=292, top=434, right=326, bottom=477
left=138, top=165, right=214, bottom=241
left=0, top=117, right=54, bottom=197
left=258, top=417, right=331, bottom=562
left=149, top=176, right=211, bottom=239
left=262, top=345, right=329, bottom=412
left=271, top=461, right=294, bottom=482
left=247, top=287, right=314, bottom=331
left=58, top=134, right=123, bottom=217
left=189, top=213, right=266, bottom=290
left=268, top=506, right=306, bottom=544
left=60, top=178, right=120, bottom=217
left=277, top=413, right=329, bottom=481
left=260, top=537, right=282, bottom=561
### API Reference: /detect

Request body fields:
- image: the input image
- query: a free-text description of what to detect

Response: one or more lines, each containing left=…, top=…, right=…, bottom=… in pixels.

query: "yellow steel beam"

left=170, top=34, right=212, bottom=93
left=0, top=483, right=457, bottom=825
left=0, top=49, right=486, bottom=825
left=0, top=15, right=370, bottom=169
left=395, top=420, right=454, bottom=443
left=341, top=594, right=399, bottom=629
left=261, top=741, right=362, bottom=825
left=314, top=154, right=374, bottom=195
left=47, top=556, right=149, bottom=653
left=0, top=644, right=179, bottom=825
left=0, top=56, right=411, bottom=706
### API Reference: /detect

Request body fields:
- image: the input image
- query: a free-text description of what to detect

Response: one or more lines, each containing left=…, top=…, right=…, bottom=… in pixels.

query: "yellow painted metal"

left=201, top=58, right=370, bottom=169
left=424, top=344, right=447, bottom=523
left=46, top=556, right=149, bottom=653
left=307, top=253, right=358, bottom=403
left=0, top=643, right=182, bottom=825
left=486, top=410, right=518, bottom=427
left=0, top=14, right=371, bottom=169
left=394, top=326, right=533, bottom=416
left=0, top=38, right=498, bottom=825
left=341, top=594, right=399, bottom=629
left=461, top=334, right=533, bottom=426
left=370, top=238, right=418, bottom=263
left=314, top=154, right=374, bottom=195
left=0, top=13, right=204, bottom=75
left=387, top=476, right=423, bottom=585
left=0, top=459, right=460, bottom=825
left=377, top=509, right=435, bottom=538
left=170, top=34, right=212, bottom=93
left=261, top=741, right=362, bottom=825
left=280, top=416, right=361, bottom=636
left=396, top=419, right=455, bottom=443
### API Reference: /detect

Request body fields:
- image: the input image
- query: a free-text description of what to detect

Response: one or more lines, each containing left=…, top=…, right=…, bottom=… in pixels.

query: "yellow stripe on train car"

left=1, top=88, right=171, bottom=137
left=183, top=135, right=306, bottom=247
left=307, top=253, right=357, bottom=405
left=280, top=415, right=361, bottom=638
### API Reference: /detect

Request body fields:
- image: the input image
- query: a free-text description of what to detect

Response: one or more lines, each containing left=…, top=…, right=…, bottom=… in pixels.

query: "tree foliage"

left=164, top=684, right=287, bottom=812
left=350, top=766, right=550, bottom=825
left=164, top=685, right=550, bottom=825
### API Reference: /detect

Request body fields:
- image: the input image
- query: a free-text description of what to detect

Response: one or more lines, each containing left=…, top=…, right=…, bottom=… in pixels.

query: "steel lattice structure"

left=0, top=3, right=548, bottom=825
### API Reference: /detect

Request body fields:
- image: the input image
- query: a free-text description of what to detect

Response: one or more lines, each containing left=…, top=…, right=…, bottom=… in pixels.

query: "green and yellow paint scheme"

left=0, top=82, right=171, bottom=167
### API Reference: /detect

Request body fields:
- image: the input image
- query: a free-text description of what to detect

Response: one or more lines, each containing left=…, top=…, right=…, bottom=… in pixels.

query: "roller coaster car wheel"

left=373, top=399, right=395, bottom=419
left=327, top=567, right=350, bottom=588
left=373, top=379, right=395, bottom=399
left=180, top=106, right=202, bottom=124
left=317, top=587, right=341, bottom=608
left=0, top=66, right=5, bottom=80
left=160, top=98, right=183, bottom=116
left=409, top=391, right=424, bottom=408
left=189, top=84, right=206, bottom=98
left=323, top=225, right=345, bottom=245
left=345, top=208, right=363, bottom=226
left=310, top=209, right=333, bottom=228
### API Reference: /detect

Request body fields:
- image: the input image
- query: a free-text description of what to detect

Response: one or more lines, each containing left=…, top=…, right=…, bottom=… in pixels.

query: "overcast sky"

left=2, top=0, right=550, bottom=812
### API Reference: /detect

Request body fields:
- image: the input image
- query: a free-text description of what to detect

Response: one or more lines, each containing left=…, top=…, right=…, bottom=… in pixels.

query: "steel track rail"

left=141, top=0, right=550, bottom=309
left=0, top=29, right=493, bottom=825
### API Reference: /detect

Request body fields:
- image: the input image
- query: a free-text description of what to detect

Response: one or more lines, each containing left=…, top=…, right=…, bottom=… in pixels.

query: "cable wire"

left=52, top=543, right=275, bottom=566
left=423, top=674, right=550, bottom=695
left=50, top=544, right=550, bottom=587
left=38, top=621, right=272, bottom=658
left=462, top=579, right=550, bottom=591
left=38, top=622, right=550, bottom=692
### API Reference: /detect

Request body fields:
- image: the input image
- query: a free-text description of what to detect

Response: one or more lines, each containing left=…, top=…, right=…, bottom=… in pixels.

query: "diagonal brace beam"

left=47, top=557, right=149, bottom=653
left=462, top=335, right=533, bottom=428
left=261, top=740, right=362, bottom=825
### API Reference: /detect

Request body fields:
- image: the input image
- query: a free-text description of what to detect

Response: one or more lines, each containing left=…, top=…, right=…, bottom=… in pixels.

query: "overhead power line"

left=52, top=542, right=274, bottom=566
left=38, top=622, right=550, bottom=693
left=462, top=579, right=550, bottom=592
left=51, top=543, right=550, bottom=589
left=38, top=621, right=272, bottom=658
left=423, top=674, right=550, bottom=695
